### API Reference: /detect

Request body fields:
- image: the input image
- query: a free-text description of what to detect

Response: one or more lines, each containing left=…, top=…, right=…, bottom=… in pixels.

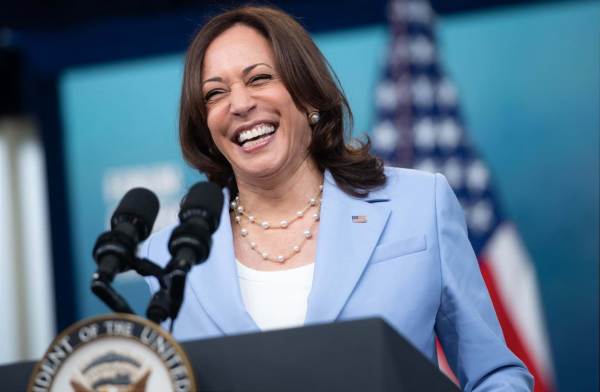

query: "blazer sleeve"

left=433, top=173, right=533, bottom=391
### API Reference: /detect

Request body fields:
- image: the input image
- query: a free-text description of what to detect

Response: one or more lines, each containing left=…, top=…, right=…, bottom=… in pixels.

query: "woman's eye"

left=204, top=90, right=224, bottom=102
left=249, top=74, right=272, bottom=85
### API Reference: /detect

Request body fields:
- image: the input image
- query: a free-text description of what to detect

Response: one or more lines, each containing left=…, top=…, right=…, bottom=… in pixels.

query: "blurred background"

left=0, top=0, right=597, bottom=390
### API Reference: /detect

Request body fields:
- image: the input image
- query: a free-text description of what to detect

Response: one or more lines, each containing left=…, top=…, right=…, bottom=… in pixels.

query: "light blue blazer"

left=142, top=167, right=533, bottom=391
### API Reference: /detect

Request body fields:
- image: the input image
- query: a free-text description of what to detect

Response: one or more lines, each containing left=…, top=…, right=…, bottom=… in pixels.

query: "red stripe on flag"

left=479, top=257, right=552, bottom=392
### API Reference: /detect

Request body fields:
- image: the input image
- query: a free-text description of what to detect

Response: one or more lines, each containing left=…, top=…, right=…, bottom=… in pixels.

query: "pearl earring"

left=308, top=111, right=320, bottom=125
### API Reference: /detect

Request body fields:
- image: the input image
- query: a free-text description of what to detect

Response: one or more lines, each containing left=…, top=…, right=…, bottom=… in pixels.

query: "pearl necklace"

left=230, top=184, right=323, bottom=263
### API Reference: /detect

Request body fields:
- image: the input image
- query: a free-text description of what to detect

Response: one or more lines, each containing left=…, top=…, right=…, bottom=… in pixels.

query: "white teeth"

left=237, top=124, right=276, bottom=144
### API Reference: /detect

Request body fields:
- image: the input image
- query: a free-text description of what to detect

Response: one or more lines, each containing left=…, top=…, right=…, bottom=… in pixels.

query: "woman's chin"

left=232, top=155, right=293, bottom=183
left=236, top=164, right=281, bottom=181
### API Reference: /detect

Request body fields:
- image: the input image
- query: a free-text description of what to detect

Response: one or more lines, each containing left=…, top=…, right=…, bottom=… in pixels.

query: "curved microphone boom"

left=92, top=187, right=160, bottom=313
left=146, top=182, right=223, bottom=324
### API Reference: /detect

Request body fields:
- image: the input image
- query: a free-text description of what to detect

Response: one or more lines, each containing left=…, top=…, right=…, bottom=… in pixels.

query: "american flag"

left=371, top=1, right=555, bottom=391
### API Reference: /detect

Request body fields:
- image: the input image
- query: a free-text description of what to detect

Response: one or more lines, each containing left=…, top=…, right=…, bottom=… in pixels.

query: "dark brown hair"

left=180, top=5, right=386, bottom=197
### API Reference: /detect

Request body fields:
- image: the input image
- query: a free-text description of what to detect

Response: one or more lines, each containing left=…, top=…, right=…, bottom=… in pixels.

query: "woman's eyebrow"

left=202, top=76, right=223, bottom=86
left=202, top=63, right=273, bottom=86
left=242, top=62, right=273, bottom=76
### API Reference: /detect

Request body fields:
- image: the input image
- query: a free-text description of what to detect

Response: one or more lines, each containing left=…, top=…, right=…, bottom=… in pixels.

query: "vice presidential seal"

left=28, top=314, right=196, bottom=392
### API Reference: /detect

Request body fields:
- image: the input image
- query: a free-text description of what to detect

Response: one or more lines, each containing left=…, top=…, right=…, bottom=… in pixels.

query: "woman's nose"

left=229, top=84, right=256, bottom=116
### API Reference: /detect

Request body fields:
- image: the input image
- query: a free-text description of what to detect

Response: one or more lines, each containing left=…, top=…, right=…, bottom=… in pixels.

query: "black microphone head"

left=179, top=181, right=224, bottom=233
left=111, top=187, right=160, bottom=241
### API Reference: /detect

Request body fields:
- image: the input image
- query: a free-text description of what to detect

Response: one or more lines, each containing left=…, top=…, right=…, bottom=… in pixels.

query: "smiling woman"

left=143, top=6, right=534, bottom=391
left=201, top=25, right=315, bottom=188
left=179, top=6, right=385, bottom=197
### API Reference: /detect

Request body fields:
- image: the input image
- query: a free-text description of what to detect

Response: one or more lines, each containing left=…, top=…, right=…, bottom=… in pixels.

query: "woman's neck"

left=233, top=159, right=323, bottom=221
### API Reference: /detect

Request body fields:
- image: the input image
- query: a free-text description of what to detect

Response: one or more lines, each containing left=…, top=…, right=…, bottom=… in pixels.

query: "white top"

left=235, top=260, right=315, bottom=331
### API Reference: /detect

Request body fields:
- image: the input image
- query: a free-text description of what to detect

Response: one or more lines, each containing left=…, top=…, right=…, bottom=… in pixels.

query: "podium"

left=1, top=318, right=458, bottom=391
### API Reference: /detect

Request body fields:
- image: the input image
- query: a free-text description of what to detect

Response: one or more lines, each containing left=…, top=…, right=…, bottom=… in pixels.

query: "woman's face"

left=201, top=24, right=313, bottom=183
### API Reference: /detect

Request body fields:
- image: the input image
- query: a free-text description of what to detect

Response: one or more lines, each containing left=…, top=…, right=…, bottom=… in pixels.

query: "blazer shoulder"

left=376, top=167, right=437, bottom=198
left=384, top=166, right=436, bottom=182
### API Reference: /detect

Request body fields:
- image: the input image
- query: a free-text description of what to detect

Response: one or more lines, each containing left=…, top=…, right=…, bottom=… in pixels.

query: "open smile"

left=232, top=121, right=279, bottom=151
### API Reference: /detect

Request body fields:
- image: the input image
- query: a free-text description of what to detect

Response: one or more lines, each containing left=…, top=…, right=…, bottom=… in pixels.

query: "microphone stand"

left=146, top=222, right=210, bottom=329
left=91, top=256, right=166, bottom=314
left=91, top=275, right=135, bottom=314
left=145, top=264, right=183, bottom=329
left=144, top=181, right=223, bottom=329
left=90, top=187, right=161, bottom=315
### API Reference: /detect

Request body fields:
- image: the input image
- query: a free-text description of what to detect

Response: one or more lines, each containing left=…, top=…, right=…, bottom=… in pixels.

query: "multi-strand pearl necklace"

left=230, top=184, right=323, bottom=263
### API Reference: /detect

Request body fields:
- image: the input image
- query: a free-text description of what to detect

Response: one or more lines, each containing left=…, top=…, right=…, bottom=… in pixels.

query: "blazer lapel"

left=305, top=172, right=391, bottom=325
left=186, top=189, right=259, bottom=335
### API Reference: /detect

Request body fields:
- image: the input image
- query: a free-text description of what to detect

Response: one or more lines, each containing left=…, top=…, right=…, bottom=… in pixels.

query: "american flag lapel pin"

left=352, top=215, right=368, bottom=223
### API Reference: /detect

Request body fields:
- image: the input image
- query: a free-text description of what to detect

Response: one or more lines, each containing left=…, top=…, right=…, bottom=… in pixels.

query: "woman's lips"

left=232, top=121, right=278, bottom=145
left=237, top=123, right=277, bottom=144
left=239, top=131, right=276, bottom=153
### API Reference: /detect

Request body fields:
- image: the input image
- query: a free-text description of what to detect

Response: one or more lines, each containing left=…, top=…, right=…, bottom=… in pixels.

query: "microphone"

left=91, top=188, right=159, bottom=313
left=146, top=181, right=223, bottom=324
left=167, top=181, right=224, bottom=273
